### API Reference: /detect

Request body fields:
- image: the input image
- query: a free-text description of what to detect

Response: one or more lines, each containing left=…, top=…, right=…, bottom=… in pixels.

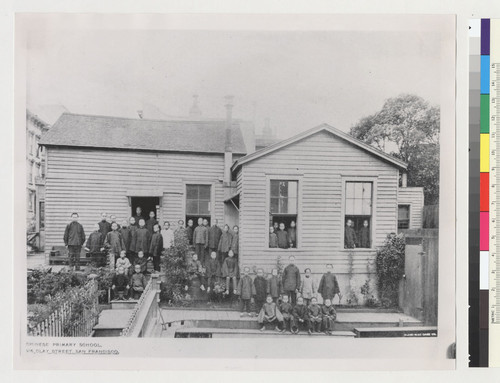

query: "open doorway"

left=131, top=197, right=160, bottom=222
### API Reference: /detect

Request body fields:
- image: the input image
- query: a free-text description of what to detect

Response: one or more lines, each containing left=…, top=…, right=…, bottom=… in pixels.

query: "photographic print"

left=16, top=13, right=456, bottom=369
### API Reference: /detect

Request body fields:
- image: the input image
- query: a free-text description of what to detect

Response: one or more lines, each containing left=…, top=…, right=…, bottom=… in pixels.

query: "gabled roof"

left=39, top=113, right=247, bottom=155
left=232, top=123, right=407, bottom=171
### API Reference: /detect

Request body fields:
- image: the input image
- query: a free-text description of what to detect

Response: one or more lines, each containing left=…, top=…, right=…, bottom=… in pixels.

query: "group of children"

left=110, top=264, right=148, bottom=301
left=344, top=219, right=371, bottom=249
left=268, top=221, right=297, bottom=249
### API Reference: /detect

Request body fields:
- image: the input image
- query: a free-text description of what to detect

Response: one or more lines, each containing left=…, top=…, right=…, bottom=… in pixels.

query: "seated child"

left=115, top=250, right=131, bottom=273
left=133, top=251, right=149, bottom=276
left=292, top=296, right=311, bottom=335
left=278, top=295, right=294, bottom=333
left=267, top=268, right=282, bottom=302
left=253, top=268, right=268, bottom=313
left=269, top=226, right=278, bottom=248
left=111, top=266, right=130, bottom=300
left=258, top=295, right=284, bottom=332
left=321, top=299, right=337, bottom=335
left=130, top=264, right=147, bottom=299
left=236, top=266, right=255, bottom=317
left=307, top=296, right=322, bottom=333
left=222, top=250, right=239, bottom=295
left=205, top=251, right=221, bottom=298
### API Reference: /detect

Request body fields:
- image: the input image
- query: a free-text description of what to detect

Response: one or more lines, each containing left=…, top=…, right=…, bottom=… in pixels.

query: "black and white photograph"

left=15, top=13, right=456, bottom=368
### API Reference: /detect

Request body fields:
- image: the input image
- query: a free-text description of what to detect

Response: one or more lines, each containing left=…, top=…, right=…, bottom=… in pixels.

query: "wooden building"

left=40, top=104, right=424, bottom=303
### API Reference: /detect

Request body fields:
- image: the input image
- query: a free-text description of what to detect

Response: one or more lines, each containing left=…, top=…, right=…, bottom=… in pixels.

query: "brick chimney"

left=224, top=95, right=234, bottom=184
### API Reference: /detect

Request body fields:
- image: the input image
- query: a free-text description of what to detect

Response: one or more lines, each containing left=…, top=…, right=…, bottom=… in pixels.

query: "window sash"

left=270, top=180, right=298, bottom=214
left=345, top=181, right=372, bottom=216
left=186, top=185, right=211, bottom=215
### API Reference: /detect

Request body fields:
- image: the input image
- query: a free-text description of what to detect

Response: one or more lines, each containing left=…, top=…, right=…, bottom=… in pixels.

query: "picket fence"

left=28, top=279, right=99, bottom=337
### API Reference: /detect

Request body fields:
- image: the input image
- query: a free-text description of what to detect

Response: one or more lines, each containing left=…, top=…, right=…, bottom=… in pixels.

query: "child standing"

left=321, top=299, right=337, bottom=335
left=288, top=220, right=297, bottom=248
left=231, top=225, right=240, bottom=259
left=104, top=222, right=126, bottom=269
left=269, top=226, right=278, bottom=248
left=308, top=297, right=322, bottom=333
left=130, top=264, right=147, bottom=299
left=218, top=224, right=233, bottom=263
left=267, top=268, right=282, bottom=302
left=279, top=295, right=294, bottom=333
left=115, top=250, right=131, bottom=274
left=253, top=269, right=268, bottom=314
left=236, top=266, right=255, bottom=317
left=161, top=221, right=175, bottom=251
left=85, top=223, right=103, bottom=253
left=344, top=219, right=357, bottom=249
left=193, top=218, right=208, bottom=264
left=208, top=219, right=222, bottom=262
left=149, top=223, right=164, bottom=272
left=292, top=296, right=311, bottom=335
left=127, top=217, right=138, bottom=264
left=133, top=251, right=149, bottom=276
left=300, top=268, right=317, bottom=306
left=186, top=219, right=194, bottom=246
left=205, top=251, right=221, bottom=298
left=258, top=295, right=284, bottom=332
left=276, top=222, right=289, bottom=249
left=282, top=255, right=301, bottom=305
left=318, top=264, right=340, bottom=303
left=221, top=250, right=239, bottom=295
left=134, top=219, right=151, bottom=260
left=358, top=219, right=371, bottom=248
left=145, top=211, right=158, bottom=234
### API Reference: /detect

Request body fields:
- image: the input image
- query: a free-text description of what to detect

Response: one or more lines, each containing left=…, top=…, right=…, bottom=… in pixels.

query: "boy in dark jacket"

left=218, top=224, right=233, bottom=263
left=258, top=295, right=283, bottom=332
left=222, top=250, right=239, bottom=295
left=253, top=269, right=268, bottom=313
left=205, top=251, right=221, bottom=300
left=279, top=294, right=294, bottom=333
left=127, top=217, right=138, bottom=264
left=208, top=219, right=222, bottom=262
left=321, top=299, right=337, bottom=335
left=292, top=296, right=311, bottom=335
left=193, top=218, right=208, bottom=264
left=358, top=219, right=371, bottom=248
left=130, top=264, right=147, bottom=299
left=231, top=225, right=240, bottom=259
left=133, top=251, right=149, bottom=276
left=63, top=212, right=86, bottom=271
left=98, top=213, right=111, bottom=245
left=112, top=266, right=130, bottom=300
left=145, top=211, right=158, bottom=234
left=308, top=297, right=322, bottom=333
left=269, top=226, right=278, bottom=248
left=236, top=266, right=256, bottom=317
left=267, top=268, right=282, bottom=302
left=186, top=219, right=194, bottom=246
left=318, top=264, right=340, bottom=303
left=133, top=207, right=145, bottom=227
left=149, top=223, right=164, bottom=272
left=85, top=223, right=103, bottom=253
left=282, top=255, right=301, bottom=304
left=288, top=220, right=297, bottom=248
left=134, top=219, right=151, bottom=257
left=276, top=222, right=289, bottom=249
left=104, top=222, right=126, bottom=269
left=344, top=219, right=357, bottom=249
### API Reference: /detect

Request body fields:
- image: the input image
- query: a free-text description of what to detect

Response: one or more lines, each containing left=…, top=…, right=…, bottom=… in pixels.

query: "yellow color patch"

left=481, top=133, right=490, bottom=172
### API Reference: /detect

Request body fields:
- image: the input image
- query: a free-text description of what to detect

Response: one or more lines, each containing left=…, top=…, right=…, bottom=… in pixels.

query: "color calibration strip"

left=469, top=18, right=485, bottom=367
left=489, top=19, right=500, bottom=368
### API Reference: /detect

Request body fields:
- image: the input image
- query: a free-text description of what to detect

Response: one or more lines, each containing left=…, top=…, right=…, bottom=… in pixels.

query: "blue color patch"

left=481, top=55, right=490, bottom=94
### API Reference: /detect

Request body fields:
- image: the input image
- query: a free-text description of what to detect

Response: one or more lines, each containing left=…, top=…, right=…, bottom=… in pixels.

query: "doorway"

left=131, top=197, right=160, bottom=221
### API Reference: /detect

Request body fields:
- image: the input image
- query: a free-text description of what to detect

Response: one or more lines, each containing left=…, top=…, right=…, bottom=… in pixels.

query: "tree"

left=160, top=229, right=190, bottom=303
left=350, top=94, right=440, bottom=204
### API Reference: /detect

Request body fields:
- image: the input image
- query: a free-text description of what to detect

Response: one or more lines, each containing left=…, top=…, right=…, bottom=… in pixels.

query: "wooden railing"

left=120, top=278, right=154, bottom=337
left=28, top=279, right=99, bottom=337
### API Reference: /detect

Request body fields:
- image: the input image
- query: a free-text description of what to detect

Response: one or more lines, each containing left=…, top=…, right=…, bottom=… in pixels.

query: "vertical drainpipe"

left=224, top=95, right=234, bottom=185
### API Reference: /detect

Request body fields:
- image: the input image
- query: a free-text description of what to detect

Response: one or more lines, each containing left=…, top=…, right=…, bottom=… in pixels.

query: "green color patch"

left=481, top=94, right=490, bottom=133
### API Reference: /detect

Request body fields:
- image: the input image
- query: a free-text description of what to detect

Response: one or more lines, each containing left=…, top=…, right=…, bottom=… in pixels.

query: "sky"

left=26, top=23, right=445, bottom=138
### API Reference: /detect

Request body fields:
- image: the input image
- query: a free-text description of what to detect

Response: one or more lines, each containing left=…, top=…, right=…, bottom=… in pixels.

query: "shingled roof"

left=39, top=113, right=248, bottom=155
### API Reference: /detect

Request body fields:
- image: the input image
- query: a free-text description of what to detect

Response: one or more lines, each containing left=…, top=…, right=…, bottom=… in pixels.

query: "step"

left=110, top=299, right=139, bottom=310
left=93, top=309, right=134, bottom=337
left=354, top=326, right=438, bottom=338
left=174, top=327, right=356, bottom=338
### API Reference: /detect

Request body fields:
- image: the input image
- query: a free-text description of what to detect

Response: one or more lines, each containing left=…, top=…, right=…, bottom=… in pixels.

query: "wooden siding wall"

left=44, top=148, right=227, bottom=253
left=397, top=187, right=424, bottom=229
left=239, top=130, right=399, bottom=277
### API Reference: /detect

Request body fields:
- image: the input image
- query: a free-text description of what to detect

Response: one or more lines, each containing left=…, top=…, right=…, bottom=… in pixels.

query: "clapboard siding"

left=44, top=147, right=227, bottom=254
left=238, top=130, right=399, bottom=274
left=397, top=187, right=424, bottom=229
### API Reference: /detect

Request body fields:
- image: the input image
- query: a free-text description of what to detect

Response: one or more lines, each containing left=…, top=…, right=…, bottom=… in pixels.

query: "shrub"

left=375, top=233, right=405, bottom=308
left=160, top=229, right=191, bottom=303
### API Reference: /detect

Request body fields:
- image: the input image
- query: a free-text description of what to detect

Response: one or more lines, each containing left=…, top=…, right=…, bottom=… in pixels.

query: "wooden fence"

left=28, top=280, right=99, bottom=337
left=120, top=278, right=154, bottom=337
left=422, top=205, right=439, bottom=229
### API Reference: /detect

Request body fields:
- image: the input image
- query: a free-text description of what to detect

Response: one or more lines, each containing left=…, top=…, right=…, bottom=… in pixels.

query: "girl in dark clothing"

left=149, top=223, right=164, bottom=272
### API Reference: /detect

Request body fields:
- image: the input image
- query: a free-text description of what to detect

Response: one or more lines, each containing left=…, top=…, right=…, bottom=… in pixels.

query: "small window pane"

left=186, top=200, right=198, bottom=214
left=361, top=199, right=371, bottom=215
left=398, top=205, right=410, bottom=219
left=354, top=183, right=363, bottom=199
left=199, top=185, right=211, bottom=200
left=289, top=181, right=298, bottom=199
left=270, top=181, right=280, bottom=197
left=186, top=186, right=198, bottom=199
left=346, top=182, right=354, bottom=196
left=279, top=198, right=288, bottom=214
left=345, top=198, right=355, bottom=215
left=362, top=183, right=372, bottom=199
left=199, top=200, right=210, bottom=215
left=288, top=197, right=297, bottom=214
left=353, top=200, right=363, bottom=215
left=270, top=198, right=279, bottom=214
left=279, top=181, right=288, bottom=197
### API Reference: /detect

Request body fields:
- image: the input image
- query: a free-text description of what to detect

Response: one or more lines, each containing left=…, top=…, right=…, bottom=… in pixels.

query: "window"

left=344, top=181, right=373, bottom=248
left=269, top=180, right=298, bottom=248
left=398, top=205, right=410, bottom=229
left=39, top=201, right=45, bottom=230
left=186, top=184, right=212, bottom=227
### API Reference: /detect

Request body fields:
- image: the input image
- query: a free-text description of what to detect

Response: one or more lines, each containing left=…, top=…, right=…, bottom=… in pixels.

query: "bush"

left=375, top=233, right=405, bottom=308
left=160, top=229, right=191, bottom=303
